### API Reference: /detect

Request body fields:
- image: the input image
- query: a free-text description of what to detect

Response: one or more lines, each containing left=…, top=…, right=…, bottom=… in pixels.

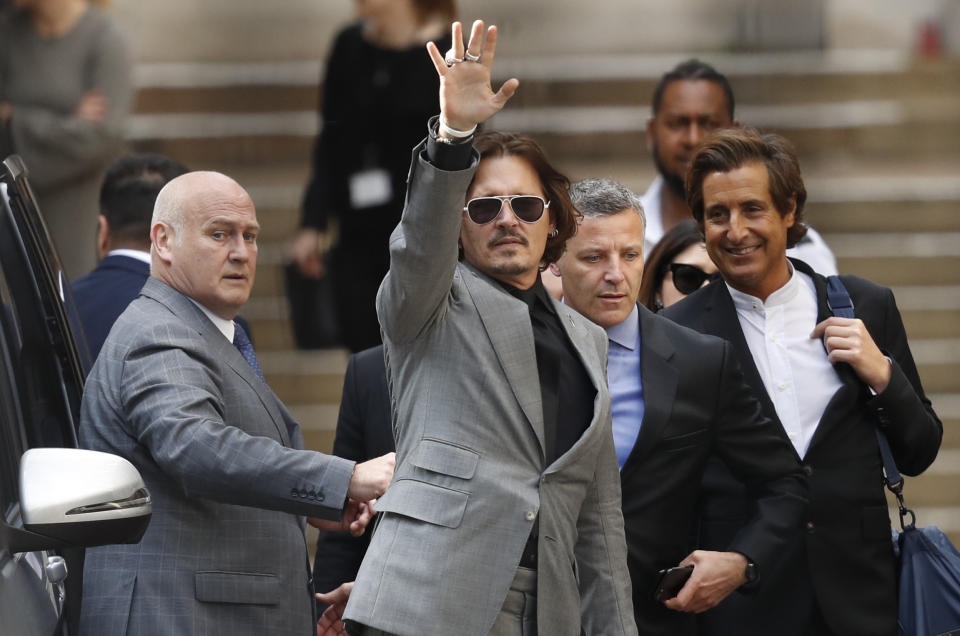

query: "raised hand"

left=426, top=20, right=519, bottom=134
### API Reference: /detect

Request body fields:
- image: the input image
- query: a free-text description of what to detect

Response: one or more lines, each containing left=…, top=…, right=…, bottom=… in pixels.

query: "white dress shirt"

left=107, top=248, right=151, bottom=264
left=188, top=298, right=235, bottom=342
left=727, top=264, right=843, bottom=457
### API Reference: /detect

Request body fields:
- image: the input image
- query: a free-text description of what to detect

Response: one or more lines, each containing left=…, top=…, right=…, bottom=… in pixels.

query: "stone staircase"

left=124, top=24, right=960, bottom=543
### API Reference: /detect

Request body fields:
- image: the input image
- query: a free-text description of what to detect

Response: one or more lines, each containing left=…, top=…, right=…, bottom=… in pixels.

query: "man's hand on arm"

left=664, top=550, right=748, bottom=613
left=308, top=452, right=394, bottom=535
left=425, top=19, right=518, bottom=136
left=348, top=452, right=396, bottom=501
left=316, top=582, right=354, bottom=636
left=308, top=499, right=376, bottom=537
left=812, top=317, right=891, bottom=393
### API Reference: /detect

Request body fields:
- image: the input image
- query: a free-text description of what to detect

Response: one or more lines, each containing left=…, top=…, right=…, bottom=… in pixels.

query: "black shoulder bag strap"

left=826, top=275, right=916, bottom=530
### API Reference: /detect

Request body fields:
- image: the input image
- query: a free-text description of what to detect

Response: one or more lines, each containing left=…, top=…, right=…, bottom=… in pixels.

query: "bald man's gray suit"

left=78, top=277, right=354, bottom=636
left=343, top=141, right=635, bottom=636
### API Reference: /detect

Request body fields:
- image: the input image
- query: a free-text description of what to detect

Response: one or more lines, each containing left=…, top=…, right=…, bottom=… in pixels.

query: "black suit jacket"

left=623, top=305, right=806, bottom=636
left=312, top=345, right=393, bottom=596
left=71, top=253, right=150, bottom=364
left=662, top=259, right=942, bottom=636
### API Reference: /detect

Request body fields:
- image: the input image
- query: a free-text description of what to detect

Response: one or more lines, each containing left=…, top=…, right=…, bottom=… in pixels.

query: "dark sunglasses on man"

left=463, top=195, right=549, bottom=225
left=669, top=262, right=721, bottom=295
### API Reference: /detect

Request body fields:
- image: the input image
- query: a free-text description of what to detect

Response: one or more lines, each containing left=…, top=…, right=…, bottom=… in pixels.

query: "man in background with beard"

left=640, top=59, right=836, bottom=275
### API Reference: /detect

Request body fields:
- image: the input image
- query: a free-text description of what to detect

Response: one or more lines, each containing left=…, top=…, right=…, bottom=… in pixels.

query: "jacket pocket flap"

left=413, top=439, right=479, bottom=479
left=376, top=478, right=469, bottom=528
left=195, top=571, right=280, bottom=605
left=660, top=428, right=708, bottom=452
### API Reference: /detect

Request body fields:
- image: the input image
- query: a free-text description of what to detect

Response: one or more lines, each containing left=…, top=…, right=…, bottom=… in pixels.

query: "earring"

left=548, top=229, right=559, bottom=238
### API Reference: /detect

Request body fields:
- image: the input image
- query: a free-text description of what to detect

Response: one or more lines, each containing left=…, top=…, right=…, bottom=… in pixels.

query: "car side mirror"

left=3, top=448, right=151, bottom=553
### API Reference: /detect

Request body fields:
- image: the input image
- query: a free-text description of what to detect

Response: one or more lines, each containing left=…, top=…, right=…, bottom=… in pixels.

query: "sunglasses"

left=463, top=195, right=549, bottom=225
left=669, top=262, right=721, bottom=295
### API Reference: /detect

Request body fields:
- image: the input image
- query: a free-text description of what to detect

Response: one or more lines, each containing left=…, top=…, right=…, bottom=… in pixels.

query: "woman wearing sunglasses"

left=638, top=220, right=720, bottom=311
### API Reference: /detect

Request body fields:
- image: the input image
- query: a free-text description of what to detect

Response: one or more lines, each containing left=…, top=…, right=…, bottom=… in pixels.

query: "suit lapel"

left=547, top=297, right=605, bottom=470
left=461, top=264, right=546, bottom=458
left=623, top=307, right=678, bottom=470
left=551, top=298, right=603, bottom=400
left=206, top=329, right=292, bottom=447
left=141, top=278, right=292, bottom=447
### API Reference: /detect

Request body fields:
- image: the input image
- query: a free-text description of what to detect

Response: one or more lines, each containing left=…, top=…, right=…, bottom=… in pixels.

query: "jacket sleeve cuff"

left=425, top=115, right=475, bottom=171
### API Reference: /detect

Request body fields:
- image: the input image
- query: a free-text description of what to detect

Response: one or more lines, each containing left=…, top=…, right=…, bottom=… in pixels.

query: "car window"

left=0, top=173, right=82, bottom=450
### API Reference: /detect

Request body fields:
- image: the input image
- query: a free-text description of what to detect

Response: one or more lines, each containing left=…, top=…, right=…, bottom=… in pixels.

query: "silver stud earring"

left=548, top=229, right=559, bottom=238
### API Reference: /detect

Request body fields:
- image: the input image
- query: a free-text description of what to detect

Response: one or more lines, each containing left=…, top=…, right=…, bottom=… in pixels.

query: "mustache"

left=487, top=229, right=528, bottom=248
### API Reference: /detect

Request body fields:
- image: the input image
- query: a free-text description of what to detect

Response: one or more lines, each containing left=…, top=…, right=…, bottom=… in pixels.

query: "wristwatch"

left=744, top=560, right=759, bottom=584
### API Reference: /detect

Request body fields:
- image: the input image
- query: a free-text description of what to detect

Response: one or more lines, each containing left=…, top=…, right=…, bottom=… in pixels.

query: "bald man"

left=78, top=171, right=394, bottom=636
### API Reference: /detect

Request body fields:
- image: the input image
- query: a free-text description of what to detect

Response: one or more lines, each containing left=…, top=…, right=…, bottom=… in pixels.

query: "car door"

left=0, top=155, right=89, bottom=636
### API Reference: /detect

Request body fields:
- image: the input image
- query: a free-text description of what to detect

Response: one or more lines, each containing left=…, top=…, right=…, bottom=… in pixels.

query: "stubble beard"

left=652, top=144, right=688, bottom=201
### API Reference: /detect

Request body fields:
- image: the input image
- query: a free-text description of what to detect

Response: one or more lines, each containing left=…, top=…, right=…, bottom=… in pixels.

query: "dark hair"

left=471, top=131, right=579, bottom=267
left=638, top=220, right=703, bottom=311
left=100, top=154, right=189, bottom=246
left=411, top=0, right=457, bottom=22
left=686, top=128, right=808, bottom=248
left=651, top=59, right=735, bottom=120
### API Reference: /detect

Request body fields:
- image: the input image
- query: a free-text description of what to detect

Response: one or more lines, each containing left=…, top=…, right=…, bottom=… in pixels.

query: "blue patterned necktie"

left=232, top=323, right=265, bottom=382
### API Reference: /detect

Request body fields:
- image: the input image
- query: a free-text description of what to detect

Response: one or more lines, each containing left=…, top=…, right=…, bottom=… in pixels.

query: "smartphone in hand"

left=654, top=564, right=694, bottom=603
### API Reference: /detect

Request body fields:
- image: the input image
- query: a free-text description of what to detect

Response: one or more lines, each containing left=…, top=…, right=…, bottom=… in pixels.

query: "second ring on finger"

left=444, top=49, right=463, bottom=67
left=464, top=50, right=481, bottom=63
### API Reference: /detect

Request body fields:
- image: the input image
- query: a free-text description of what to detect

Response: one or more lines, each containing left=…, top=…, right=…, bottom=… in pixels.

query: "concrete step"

left=126, top=54, right=960, bottom=167
left=132, top=55, right=960, bottom=107
left=259, top=349, right=350, bottom=453
left=808, top=201, right=960, bottom=234
left=837, top=256, right=960, bottom=286
left=127, top=106, right=960, bottom=167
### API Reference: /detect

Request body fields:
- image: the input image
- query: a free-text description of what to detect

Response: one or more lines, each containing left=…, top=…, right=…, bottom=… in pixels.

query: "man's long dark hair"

left=471, top=131, right=580, bottom=267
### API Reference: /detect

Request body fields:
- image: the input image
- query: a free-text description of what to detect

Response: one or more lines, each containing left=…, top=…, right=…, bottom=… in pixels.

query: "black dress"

left=300, top=23, right=450, bottom=352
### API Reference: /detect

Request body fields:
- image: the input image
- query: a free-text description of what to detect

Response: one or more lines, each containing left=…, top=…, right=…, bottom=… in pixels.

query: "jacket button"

left=802, top=465, right=813, bottom=476
left=806, top=521, right=816, bottom=533
left=524, top=510, right=536, bottom=522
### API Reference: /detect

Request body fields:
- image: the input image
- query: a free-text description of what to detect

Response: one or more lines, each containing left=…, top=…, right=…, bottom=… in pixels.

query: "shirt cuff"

left=425, top=115, right=474, bottom=171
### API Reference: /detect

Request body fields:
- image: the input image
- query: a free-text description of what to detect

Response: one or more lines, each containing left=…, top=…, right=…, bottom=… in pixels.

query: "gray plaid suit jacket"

left=78, top=278, right=355, bottom=636
left=343, top=142, right=636, bottom=636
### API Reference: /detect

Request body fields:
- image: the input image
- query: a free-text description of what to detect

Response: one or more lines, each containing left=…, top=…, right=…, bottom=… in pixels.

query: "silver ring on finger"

left=464, top=51, right=481, bottom=63
left=444, top=50, right=463, bottom=66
